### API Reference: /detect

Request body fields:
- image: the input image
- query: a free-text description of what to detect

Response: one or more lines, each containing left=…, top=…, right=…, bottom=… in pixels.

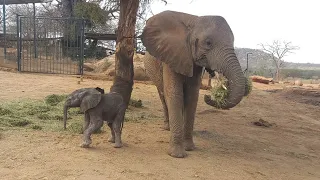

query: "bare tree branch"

left=259, top=40, right=300, bottom=81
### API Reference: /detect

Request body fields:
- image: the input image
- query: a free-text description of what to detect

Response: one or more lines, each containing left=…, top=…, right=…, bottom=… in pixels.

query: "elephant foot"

left=80, top=138, right=92, bottom=148
left=114, top=142, right=123, bottom=148
left=108, top=137, right=115, bottom=143
left=167, top=144, right=187, bottom=158
left=184, top=139, right=195, bottom=151
left=162, top=122, right=170, bottom=131
left=80, top=143, right=90, bottom=148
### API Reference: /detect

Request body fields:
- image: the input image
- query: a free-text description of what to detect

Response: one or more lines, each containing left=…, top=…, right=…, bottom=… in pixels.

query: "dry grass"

left=0, top=95, right=82, bottom=132
left=209, top=76, right=252, bottom=108
left=129, top=98, right=143, bottom=108
left=209, top=75, right=229, bottom=108
left=0, top=93, right=149, bottom=134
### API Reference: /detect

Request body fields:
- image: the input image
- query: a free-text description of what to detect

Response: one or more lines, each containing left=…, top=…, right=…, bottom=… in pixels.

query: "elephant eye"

left=205, top=38, right=213, bottom=48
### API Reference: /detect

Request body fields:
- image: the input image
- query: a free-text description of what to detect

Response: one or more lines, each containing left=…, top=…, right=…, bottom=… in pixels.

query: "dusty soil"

left=275, top=87, right=320, bottom=107
left=0, top=70, right=320, bottom=180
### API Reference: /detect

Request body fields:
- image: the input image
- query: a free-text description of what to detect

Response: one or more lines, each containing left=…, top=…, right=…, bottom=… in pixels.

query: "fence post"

left=79, top=19, right=85, bottom=75
left=3, top=0, right=7, bottom=63
left=33, top=3, right=37, bottom=59
left=16, top=15, right=22, bottom=72
left=16, top=15, right=19, bottom=71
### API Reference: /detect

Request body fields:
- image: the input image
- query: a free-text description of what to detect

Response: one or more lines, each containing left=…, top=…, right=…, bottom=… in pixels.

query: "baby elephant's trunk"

left=63, top=104, right=69, bottom=130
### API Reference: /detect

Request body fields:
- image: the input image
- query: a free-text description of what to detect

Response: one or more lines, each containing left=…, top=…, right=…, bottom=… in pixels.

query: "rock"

left=294, top=79, right=303, bottom=86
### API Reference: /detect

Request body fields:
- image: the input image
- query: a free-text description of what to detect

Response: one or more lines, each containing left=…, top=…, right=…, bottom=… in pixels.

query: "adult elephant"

left=141, top=11, right=246, bottom=158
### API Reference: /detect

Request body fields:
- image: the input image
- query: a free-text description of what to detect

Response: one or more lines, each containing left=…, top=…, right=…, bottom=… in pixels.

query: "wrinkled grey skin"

left=64, top=89, right=126, bottom=148
left=63, top=87, right=104, bottom=130
left=141, top=11, right=246, bottom=158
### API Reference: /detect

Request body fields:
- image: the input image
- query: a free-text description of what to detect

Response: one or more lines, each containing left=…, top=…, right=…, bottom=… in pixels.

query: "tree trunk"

left=109, top=0, right=139, bottom=107
left=275, top=63, right=280, bottom=82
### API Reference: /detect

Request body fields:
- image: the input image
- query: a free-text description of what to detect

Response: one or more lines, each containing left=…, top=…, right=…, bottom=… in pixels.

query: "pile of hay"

left=129, top=98, right=143, bottom=108
left=45, top=94, right=68, bottom=106
left=83, top=53, right=149, bottom=80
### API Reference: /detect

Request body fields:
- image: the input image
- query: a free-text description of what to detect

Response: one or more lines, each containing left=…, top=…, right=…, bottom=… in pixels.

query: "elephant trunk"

left=63, top=104, right=69, bottom=130
left=205, top=51, right=246, bottom=109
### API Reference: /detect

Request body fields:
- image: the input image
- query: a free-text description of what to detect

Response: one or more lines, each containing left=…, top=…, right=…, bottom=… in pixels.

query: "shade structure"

left=0, top=0, right=52, bottom=5
left=1, top=0, right=52, bottom=62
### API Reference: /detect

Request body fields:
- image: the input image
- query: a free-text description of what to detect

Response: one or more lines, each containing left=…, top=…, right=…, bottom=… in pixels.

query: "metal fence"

left=0, top=32, right=18, bottom=69
left=15, top=16, right=85, bottom=75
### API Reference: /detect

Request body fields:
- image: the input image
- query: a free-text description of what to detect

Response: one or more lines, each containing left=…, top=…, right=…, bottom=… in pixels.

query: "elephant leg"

left=112, top=105, right=126, bottom=148
left=143, top=54, right=169, bottom=129
left=184, top=66, right=202, bottom=151
left=107, top=122, right=115, bottom=143
left=82, top=112, right=90, bottom=134
left=80, top=115, right=103, bottom=148
left=157, top=87, right=170, bottom=131
left=112, top=120, right=122, bottom=148
left=112, top=122, right=122, bottom=148
left=163, top=64, right=186, bottom=158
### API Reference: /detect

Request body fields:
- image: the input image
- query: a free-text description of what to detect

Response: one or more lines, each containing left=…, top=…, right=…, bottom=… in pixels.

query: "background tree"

left=259, top=40, right=299, bottom=81
left=109, top=0, right=167, bottom=108
left=109, top=0, right=140, bottom=108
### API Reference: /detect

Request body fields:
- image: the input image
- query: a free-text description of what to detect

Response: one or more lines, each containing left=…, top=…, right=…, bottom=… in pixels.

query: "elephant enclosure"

left=0, top=70, right=320, bottom=180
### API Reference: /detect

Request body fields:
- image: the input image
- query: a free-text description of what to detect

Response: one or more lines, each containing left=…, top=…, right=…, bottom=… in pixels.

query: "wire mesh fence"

left=16, top=16, right=85, bottom=75
left=0, top=31, right=18, bottom=69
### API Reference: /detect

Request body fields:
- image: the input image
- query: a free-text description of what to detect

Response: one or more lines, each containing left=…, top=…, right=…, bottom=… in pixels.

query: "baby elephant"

left=63, top=87, right=105, bottom=129
left=64, top=89, right=126, bottom=148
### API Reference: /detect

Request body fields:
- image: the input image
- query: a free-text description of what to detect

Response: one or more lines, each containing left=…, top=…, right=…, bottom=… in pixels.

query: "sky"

left=149, top=0, right=320, bottom=64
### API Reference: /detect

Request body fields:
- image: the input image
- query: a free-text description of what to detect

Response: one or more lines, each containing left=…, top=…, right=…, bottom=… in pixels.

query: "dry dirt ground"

left=0, top=70, right=320, bottom=180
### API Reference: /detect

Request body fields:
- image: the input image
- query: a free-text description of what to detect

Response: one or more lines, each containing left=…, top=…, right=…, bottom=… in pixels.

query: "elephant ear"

left=141, top=11, right=197, bottom=77
left=80, top=93, right=102, bottom=112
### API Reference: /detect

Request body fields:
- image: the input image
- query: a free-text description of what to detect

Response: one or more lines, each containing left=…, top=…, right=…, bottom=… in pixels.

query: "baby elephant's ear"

left=80, top=93, right=102, bottom=112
